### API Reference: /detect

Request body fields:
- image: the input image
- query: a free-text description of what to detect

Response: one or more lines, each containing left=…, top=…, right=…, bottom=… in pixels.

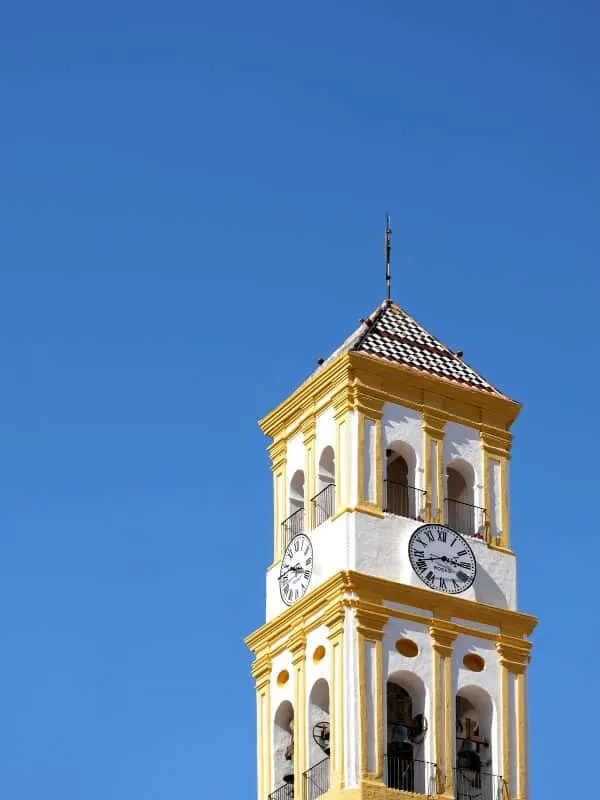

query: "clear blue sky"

left=1, top=1, right=598, bottom=798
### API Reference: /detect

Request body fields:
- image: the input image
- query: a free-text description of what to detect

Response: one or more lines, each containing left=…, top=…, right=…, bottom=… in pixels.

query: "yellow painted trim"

left=515, top=671, right=527, bottom=798
left=430, top=624, right=457, bottom=793
left=499, top=661, right=510, bottom=789
left=246, top=571, right=537, bottom=658
left=358, top=631, right=368, bottom=777
left=304, top=430, right=316, bottom=531
left=431, top=642, right=443, bottom=782
left=290, top=634, right=307, bottom=800
left=375, top=637, right=384, bottom=779
left=357, top=409, right=383, bottom=513
left=259, top=351, right=521, bottom=444
left=501, top=458, right=510, bottom=549
left=326, top=609, right=345, bottom=790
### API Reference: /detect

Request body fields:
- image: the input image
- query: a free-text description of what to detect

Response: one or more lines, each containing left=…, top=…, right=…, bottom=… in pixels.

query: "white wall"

left=443, top=421, right=484, bottom=509
left=382, top=403, right=424, bottom=490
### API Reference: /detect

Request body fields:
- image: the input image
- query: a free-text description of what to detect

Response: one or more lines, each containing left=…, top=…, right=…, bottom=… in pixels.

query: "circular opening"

left=463, top=653, right=485, bottom=672
left=277, top=669, right=290, bottom=686
left=313, top=645, right=326, bottom=663
left=395, top=638, right=419, bottom=658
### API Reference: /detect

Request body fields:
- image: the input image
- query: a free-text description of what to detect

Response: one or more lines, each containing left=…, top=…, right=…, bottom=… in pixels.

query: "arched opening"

left=306, top=679, right=330, bottom=799
left=313, top=446, right=335, bottom=526
left=283, top=470, right=305, bottom=548
left=386, top=673, right=429, bottom=793
left=446, top=460, right=481, bottom=538
left=385, top=442, right=423, bottom=520
left=273, top=701, right=295, bottom=791
left=455, top=687, right=495, bottom=799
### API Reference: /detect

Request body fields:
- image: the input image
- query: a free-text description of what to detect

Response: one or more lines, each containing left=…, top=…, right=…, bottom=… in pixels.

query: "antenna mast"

left=384, top=215, right=392, bottom=300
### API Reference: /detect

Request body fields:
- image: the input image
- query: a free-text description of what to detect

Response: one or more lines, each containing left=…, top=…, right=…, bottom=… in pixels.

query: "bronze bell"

left=457, top=739, right=481, bottom=772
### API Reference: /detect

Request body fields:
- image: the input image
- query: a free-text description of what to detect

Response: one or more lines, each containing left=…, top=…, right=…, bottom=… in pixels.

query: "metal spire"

left=384, top=214, right=392, bottom=300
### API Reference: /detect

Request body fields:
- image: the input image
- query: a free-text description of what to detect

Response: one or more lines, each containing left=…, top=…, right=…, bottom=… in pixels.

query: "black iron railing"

left=384, top=480, right=427, bottom=521
left=454, top=767, right=507, bottom=800
left=281, top=507, right=305, bottom=550
left=311, top=484, right=335, bottom=528
left=303, top=757, right=330, bottom=800
left=384, top=754, right=438, bottom=796
left=445, top=498, right=487, bottom=540
left=268, top=783, right=294, bottom=800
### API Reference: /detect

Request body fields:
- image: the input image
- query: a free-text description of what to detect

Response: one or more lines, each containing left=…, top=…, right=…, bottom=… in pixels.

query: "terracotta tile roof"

left=348, top=300, right=501, bottom=396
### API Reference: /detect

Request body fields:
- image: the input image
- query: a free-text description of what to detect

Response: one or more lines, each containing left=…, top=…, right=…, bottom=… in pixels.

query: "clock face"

left=279, top=534, right=313, bottom=606
left=408, top=524, right=476, bottom=594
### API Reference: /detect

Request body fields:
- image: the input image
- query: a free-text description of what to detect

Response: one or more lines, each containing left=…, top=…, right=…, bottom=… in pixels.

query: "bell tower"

left=246, top=298, right=537, bottom=800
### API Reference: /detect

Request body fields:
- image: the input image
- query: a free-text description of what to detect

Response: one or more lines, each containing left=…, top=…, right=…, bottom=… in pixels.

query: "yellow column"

left=269, top=438, right=287, bottom=561
left=430, top=623, right=457, bottom=794
left=497, top=640, right=532, bottom=800
left=290, top=631, right=307, bottom=800
left=333, top=387, right=352, bottom=516
left=355, top=606, right=388, bottom=780
left=482, top=430, right=513, bottom=550
left=356, top=388, right=385, bottom=518
left=251, top=653, right=272, bottom=800
left=325, top=604, right=346, bottom=790
left=302, top=415, right=317, bottom=531
left=423, top=412, right=446, bottom=523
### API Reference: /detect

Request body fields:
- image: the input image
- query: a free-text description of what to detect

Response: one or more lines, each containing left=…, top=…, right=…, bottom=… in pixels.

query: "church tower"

left=246, top=297, right=537, bottom=800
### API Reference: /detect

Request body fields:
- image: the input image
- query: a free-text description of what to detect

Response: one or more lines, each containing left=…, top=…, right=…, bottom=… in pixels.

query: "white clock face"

left=279, top=534, right=313, bottom=606
left=408, top=524, right=476, bottom=594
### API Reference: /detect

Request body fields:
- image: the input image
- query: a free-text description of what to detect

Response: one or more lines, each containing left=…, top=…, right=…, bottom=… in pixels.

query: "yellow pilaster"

left=430, top=622, right=457, bottom=794
left=252, top=652, right=272, bottom=800
left=269, top=438, right=287, bottom=561
left=423, top=412, right=446, bottom=523
left=355, top=607, right=388, bottom=780
left=497, top=640, right=531, bottom=800
left=302, top=415, right=317, bottom=531
left=290, top=630, right=307, bottom=800
left=333, top=387, right=352, bottom=515
left=325, top=604, right=346, bottom=790
left=356, top=389, right=384, bottom=517
left=482, top=430, right=513, bottom=550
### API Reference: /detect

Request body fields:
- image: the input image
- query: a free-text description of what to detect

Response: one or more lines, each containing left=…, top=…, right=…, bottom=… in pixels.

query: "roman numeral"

left=306, top=557, right=312, bottom=565
left=294, top=540, right=300, bottom=551
left=451, top=579, right=460, bottom=591
left=457, top=561, right=471, bottom=569
left=304, top=546, right=310, bottom=556
left=437, top=530, right=447, bottom=542
left=413, top=549, right=424, bottom=559
left=451, top=537, right=458, bottom=547
left=425, top=570, right=435, bottom=583
left=416, top=537, right=426, bottom=548
left=417, top=559, right=428, bottom=571
left=456, top=549, right=468, bottom=557
left=426, top=531, right=435, bottom=542
left=438, top=577, right=447, bottom=590
left=457, top=571, right=469, bottom=583
left=304, top=570, right=310, bottom=580
left=293, top=589, right=299, bottom=601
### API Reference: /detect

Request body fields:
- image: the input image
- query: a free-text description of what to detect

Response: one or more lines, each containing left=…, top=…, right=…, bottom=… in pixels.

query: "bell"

left=389, top=724, right=412, bottom=746
left=457, top=739, right=481, bottom=772
left=283, top=756, right=294, bottom=784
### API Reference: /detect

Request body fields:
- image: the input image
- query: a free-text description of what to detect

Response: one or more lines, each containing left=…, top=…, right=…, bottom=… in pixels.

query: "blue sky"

left=1, top=1, right=598, bottom=798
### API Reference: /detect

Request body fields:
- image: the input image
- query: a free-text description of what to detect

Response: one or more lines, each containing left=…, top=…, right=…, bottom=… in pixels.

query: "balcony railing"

left=311, top=483, right=335, bottom=528
left=454, top=768, right=507, bottom=800
left=303, top=756, right=330, bottom=800
left=384, top=754, right=439, bottom=796
left=281, top=507, right=305, bottom=550
left=384, top=480, right=427, bottom=521
left=268, top=783, right=294, bottom=800
left=445, top=498, right=487, bottom=541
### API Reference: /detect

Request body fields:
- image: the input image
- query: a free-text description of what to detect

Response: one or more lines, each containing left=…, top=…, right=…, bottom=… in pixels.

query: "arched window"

left=306, top=679, right=330, bottom=799
left=386, top=673, right=430, bottom=794
left=313, top=446, right=335, bottom=527
left=385, top=443, right=423, bottom=520
left=273, top=701, right=295, bottom=792
left=446, top=460, right=482, bottom=538
left=455, top=688, right=495, bottom=797
left=283, top=470, right=305, bottom=548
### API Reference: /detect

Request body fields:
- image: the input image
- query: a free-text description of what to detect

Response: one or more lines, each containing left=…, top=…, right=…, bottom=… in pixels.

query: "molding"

left=246, top=570, right=537, bottom=657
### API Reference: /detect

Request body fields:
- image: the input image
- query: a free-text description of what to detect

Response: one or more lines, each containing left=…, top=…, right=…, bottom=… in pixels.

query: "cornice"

left=496, top=639, right=532, bottom=674
left=246, top=570, right=537, bottom=659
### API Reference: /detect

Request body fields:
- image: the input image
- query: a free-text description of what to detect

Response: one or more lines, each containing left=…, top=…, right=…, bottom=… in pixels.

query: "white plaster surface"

left=443, top=421, right=484, bottom=508
left=382, top=403, right=424, bottom=489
